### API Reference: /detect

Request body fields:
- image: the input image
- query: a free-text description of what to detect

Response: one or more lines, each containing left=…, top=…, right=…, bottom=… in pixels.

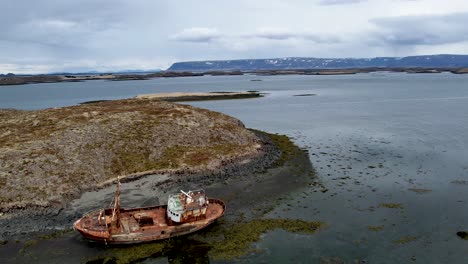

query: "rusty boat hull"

left=73, top=198, right=225, bottom=244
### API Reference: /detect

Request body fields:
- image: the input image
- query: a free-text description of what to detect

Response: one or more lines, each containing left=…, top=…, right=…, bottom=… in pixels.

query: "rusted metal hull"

left=74, top=198, right=225, bottom=244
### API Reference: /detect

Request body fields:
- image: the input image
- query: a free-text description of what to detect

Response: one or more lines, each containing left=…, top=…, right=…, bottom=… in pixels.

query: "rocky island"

left=0, top=98, right=265, bottom=211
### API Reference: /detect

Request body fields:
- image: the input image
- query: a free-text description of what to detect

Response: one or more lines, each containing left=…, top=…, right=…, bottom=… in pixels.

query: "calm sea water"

left=2, top=73, right=468, bottom=263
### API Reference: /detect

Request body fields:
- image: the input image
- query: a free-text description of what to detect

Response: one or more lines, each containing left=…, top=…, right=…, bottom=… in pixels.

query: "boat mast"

left=112, top=176, right=121, bottom=228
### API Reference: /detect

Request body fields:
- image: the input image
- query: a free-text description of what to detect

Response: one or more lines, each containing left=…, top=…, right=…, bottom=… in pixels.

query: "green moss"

left=19, top=239, right=38, bottom=254
left=210, top=219, right=325, bottom=260
left=379, top=203, right=403, bottom=209
left=111, top=142, right=248, bottom=175
left=23, top=239, right=38, bottom=248
left=393, top=236, right=418, bottom=245
left=86, top=242, right=166, bottom=264
left=367, top=225, right=384, bottom=232
left=110, top=242, right=166, bottom=264
left=251, top=130, right=305, bottom=168
left=37, top=228, right=73, bottom=240
left=86, top=256, right=119, bottom=264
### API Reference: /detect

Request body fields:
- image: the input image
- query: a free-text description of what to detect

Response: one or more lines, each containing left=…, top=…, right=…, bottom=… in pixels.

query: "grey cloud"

left=242, top=29, right=342, bottom=43
left=1, top=0, right=468, bottom=74
left=248, top=28, right=297, bottom=40
left=171, top=27, right=341, bottom=44
left=257, top=33, right=341, bottom=44
left=303, top=34, right=342, bottom=44
left=0, top=0, right=173, bottom=72
left=318, top=0, right=367, bottom=5
left=169, top=28, right=221, bottom=43
left=370, top=12, right=468, bottom=46
left=254, top=32, right=295, bottom=40
left=0, top=0, right=131, bottom=54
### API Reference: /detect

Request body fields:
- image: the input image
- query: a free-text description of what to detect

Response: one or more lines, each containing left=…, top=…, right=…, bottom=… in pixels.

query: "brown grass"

left=0, top=98, right=261, bottom=210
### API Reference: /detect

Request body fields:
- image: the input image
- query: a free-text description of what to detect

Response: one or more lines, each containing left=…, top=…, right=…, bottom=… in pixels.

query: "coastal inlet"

left=0, top=95, right=324, bottom=263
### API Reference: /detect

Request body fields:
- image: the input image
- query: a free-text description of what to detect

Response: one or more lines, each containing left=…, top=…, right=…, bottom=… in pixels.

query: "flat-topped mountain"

left=167, top=54, right=468, bottom=71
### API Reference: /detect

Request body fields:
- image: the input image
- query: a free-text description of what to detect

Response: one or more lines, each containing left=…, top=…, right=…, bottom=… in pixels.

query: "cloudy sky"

left=2, top=0, right=468, bottom=73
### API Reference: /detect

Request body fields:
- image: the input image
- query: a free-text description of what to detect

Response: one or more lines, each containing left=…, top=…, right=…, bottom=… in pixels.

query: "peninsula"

left=135, top=91, right=262, bottom=101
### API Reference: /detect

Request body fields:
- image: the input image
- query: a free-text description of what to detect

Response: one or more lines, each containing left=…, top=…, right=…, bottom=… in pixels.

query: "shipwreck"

left=73, top=178, right=225, bottom=244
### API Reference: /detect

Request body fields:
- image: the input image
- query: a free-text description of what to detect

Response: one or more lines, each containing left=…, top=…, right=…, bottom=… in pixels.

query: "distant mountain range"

left=167, top=55, right=468, bottom=71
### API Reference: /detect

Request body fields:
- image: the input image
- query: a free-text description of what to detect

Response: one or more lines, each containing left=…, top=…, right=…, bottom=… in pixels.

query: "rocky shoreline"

left=0, top=129, right=279, bottom=240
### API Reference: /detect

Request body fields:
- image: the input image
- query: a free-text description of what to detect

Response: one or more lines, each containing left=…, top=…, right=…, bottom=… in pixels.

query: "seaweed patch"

left=379, top=203, right=403, bottom=209
left=393, top=236, right=418, bottom=245
left=457, top=231, right=468, bottom=240
left=210, top=218, right=325, bottom=260
left=368, top=225, right=384, bottom=232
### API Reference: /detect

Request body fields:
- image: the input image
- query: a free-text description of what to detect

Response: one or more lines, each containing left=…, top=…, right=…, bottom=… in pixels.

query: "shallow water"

left=2, top=73, right=468, bottom=263
left=188, top=73, right=468, bottom=263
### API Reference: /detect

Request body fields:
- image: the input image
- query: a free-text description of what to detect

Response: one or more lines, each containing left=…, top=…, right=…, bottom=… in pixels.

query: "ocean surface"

left=2, top=73, right=468, bottom=263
